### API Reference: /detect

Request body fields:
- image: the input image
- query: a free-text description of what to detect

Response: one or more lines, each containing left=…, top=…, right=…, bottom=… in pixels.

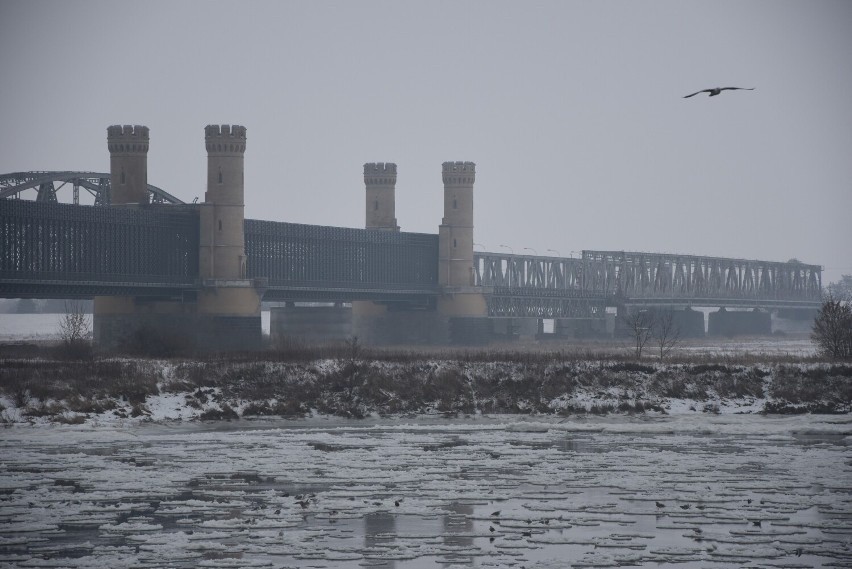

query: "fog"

left=1, top=0, right=850, bottom=283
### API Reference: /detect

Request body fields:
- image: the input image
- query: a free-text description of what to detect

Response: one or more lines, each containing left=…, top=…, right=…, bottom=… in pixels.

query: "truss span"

left=0, top=171, right=184, bottom=205
left=474, top=250, right=821, bottom=310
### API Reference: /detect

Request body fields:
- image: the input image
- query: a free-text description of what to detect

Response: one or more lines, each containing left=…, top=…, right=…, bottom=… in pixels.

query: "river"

left=1, top=415, right=849, bottom=567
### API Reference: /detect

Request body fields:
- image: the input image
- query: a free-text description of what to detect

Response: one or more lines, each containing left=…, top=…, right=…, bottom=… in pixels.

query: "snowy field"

left=1, top=415, right=850, bottom=568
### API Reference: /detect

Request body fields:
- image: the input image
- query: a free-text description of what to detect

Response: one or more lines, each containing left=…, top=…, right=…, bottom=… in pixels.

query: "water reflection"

left=364, top=512, right=396, bottom=568
left=442, top=503, right=473, bottom=563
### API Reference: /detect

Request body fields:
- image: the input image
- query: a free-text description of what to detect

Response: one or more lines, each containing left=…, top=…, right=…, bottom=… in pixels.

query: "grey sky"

left=2, top=0, right=850, bottom=283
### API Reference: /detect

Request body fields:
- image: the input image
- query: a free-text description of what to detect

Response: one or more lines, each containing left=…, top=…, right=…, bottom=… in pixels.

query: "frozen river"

left=1, top=415, right=850, bottom=568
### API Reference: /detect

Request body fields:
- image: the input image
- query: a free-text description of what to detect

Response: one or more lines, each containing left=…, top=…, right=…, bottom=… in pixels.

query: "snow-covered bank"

left=1, top=358, right=850, bottom=426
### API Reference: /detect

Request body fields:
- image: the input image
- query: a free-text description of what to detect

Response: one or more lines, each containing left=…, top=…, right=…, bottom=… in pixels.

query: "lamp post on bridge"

left=546, top=249, right=560, bottom=257
left=499, top=244, right=514, bottom=255
left=523, top=247, right=538, bottom=256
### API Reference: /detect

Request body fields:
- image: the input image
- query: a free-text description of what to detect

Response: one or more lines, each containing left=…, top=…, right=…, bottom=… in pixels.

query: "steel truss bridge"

left=473, top=250, right=822, bottom=316
left=0, top=172, right=184, bottom=206
left=1, top=200, right=822, bottom=315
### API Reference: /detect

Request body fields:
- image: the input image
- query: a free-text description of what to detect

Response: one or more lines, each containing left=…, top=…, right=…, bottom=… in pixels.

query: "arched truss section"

left=0, top=171, right=184, bottom=205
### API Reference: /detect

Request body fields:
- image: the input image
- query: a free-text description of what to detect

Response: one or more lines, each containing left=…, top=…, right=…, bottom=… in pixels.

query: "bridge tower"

left=93, top=125, right=152, bottom=349
left=196, top=125, right=264, bottom=345
left=107, top=125, right=149, bottom=205
left=439, top=161, right=476, bottom=287
left=364, top=162, right=399, bottom=231
left=94, top=124, right=263, bottom=352
left=200, top=125, right=248, bottom=279
left=437, top=161, right=488, bottom=341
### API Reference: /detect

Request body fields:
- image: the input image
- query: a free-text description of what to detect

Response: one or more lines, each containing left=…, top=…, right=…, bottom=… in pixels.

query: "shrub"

left=610, top=362, right=656, bottom=374
left=199, top=404, right=238, bottom=421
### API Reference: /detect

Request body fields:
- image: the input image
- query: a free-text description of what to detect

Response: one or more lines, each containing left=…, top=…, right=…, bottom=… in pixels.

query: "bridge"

left=0, top=126, right=823, bottom=348
left=0, top=171, right=184, bottom=205
left=1, top=200, right=821, bottom=307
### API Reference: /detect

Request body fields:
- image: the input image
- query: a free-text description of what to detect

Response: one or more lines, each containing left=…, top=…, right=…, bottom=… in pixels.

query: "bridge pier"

left=271, top=304, right=353, bottom=345
left=708, top=307, right=771, bottom=337
left=771, top=308, right=817, bottom=335
left=93, top=124, right=263, bottom=353
left=436, top=162, right=490, bottom=344
left=347, top=161, right=491, bottom=346
left=614, top=306, right=705, bottom=338
left=554, top=317, right=612, bottom=339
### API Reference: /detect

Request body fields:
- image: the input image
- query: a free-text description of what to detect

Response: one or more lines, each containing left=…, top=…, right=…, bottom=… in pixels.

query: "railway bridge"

left=0, top=125, right=821, bottom=349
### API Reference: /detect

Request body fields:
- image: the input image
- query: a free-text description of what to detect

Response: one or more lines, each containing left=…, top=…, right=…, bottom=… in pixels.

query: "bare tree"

left=811, top=294, right=852, bottom=359
left=58, top=300, right=91, bottom=346
left=652, top=310, right=681, bottom=362
left=621, top=310, right=654, bottom=360
left=344, top=335, right=362, bottom=364
left=827, top=274, right=852, bottom=303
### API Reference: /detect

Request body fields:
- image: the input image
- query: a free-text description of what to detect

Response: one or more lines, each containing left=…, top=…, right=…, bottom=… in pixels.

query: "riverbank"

left=1, top=356, right=850, bottom=425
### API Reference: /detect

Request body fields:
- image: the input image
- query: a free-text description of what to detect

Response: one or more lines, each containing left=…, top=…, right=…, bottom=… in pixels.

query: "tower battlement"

left=205, top=124, right=247, bottom=154
left=107, top=125, right=149, bottom=153
left=442, top=161, right=475, bottom=185
left=363, top=162, right=397, bottom=185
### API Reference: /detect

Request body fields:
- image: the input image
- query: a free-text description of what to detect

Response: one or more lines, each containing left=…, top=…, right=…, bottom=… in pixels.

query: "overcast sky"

left=2, top=0, right=850, bottom=283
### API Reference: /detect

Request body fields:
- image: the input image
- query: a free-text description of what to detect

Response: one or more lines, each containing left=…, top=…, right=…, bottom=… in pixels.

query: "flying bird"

left=683, top=86, right=755, bottom=98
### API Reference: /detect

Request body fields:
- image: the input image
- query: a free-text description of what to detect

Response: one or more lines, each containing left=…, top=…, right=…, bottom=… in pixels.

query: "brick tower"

left=197, top=125, right=264, bottom=348
left=363, top=162, right=399, bottom=231
left=107, top=125, right=149, bottom=205
left=436, top=161, right=488, bottom=339
left=438, top=161, right=476, bottom=287
left=199, top=125, right=248, bottom=279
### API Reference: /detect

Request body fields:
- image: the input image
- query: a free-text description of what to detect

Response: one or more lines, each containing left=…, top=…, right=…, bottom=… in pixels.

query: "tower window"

left=453, top=238, right=457, bottom=248
left=218, top=168, right=223, bottom=184
left=374, top=199, right=378, bottom=211
left=218, top=220, right=222, bottom=231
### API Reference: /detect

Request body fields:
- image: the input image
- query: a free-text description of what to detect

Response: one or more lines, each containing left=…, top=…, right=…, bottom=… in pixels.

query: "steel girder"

left=475, top=253, right=585, bottom=290
left=0, top=200, right=199, bottom=298
left=474, top=251, right=822, bottom=309
left=244, top=219, right=440, bottom=301
left=581, top=250, right=822, bottom=305
left=0, top=172, right=184, bottom=205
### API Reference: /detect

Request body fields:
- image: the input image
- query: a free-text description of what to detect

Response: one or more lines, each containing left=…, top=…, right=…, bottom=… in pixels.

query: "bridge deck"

left=0, top=201, right=822, bottom=311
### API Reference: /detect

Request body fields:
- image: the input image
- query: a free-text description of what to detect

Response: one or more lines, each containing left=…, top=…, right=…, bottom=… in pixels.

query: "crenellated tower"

left=107, top=125, right=149, bottom=205
left=363, top=162, right=399, bottom=231
left=438, top=161, right=476, bottom=287
left=200, top=124, right=248, bottom=280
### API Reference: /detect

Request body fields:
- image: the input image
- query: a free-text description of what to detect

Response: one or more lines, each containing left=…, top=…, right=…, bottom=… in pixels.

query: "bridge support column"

left=195, top=125, right=264, bottom=350
left=708, top=307, right=771, bottom=337
left=555, top=318, right=612, bottom=339
left=94, top=125, right=161, bottom=351
left=351, top=163, right=451, bottom=345
left=271, top=304, right=353, bottom=346
left=772, top=308, right=818, bottom=334
left=94, top=124, right=263, bottom=353
left=437, top=161, right=489, bottom=345
left=614, top=306, right=705, bottom=338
